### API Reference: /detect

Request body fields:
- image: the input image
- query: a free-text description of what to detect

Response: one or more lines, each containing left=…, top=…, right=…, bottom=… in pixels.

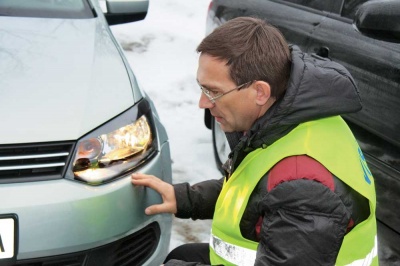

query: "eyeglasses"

left=198, top=80, right=254, bottom=104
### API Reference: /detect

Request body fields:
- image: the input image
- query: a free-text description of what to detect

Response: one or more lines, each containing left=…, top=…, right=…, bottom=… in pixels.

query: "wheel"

left=212, top=117, right=230, bottom=174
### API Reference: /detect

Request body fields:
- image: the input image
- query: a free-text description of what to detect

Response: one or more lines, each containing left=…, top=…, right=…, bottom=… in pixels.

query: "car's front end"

left=0, top=0, right=172, bottom=265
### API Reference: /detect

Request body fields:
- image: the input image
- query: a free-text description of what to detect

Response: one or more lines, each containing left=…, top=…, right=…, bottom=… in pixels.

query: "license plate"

left=0, top=214, right=17, bottom=265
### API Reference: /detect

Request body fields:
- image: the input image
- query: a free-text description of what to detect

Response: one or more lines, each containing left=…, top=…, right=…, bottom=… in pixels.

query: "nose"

left=199, top=92, right=214, bottom=109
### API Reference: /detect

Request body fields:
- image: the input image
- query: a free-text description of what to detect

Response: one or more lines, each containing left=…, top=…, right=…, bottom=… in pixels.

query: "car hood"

left=0, top=16, right=137, bottom=144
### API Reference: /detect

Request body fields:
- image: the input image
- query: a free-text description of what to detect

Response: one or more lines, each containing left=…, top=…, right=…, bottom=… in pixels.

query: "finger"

left=145, top=203, right=171, bottom=215
left=131, top=173, right=157, bottom=185
left=131, top=174, right=168, bottom=194
left=132, top=177, right=162, bottom=192
left=131, top=174, right=161, bottom=187
left=131, top=177, right=153, bottom=186
left=131, top=173, right=156, bottom=180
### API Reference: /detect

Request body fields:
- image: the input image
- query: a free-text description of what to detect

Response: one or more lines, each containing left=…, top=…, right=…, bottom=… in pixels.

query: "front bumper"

left=0, top=141, right=172, bottom=266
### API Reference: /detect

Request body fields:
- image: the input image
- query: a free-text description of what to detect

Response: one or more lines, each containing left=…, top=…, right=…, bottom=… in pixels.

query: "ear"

left=254, top=81, right=272, bottom=106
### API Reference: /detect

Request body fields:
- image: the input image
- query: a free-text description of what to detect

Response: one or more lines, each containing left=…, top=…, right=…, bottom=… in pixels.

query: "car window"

left=341, top=0, right=369, bottom=19
left=282, top=0, right=343, bottom=13
left=0, top=0, right=94, bottom=19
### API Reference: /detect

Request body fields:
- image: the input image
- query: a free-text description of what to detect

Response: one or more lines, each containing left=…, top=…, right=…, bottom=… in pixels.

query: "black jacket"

left=169, top=46, right=370, bottom=265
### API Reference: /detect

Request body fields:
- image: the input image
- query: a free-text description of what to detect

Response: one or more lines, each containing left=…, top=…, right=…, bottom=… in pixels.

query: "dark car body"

left=204, top=0, right=400, bottom=263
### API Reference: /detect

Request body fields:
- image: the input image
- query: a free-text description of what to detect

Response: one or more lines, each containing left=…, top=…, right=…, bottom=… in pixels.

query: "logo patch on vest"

left=358, top=147, right=372, bottom=184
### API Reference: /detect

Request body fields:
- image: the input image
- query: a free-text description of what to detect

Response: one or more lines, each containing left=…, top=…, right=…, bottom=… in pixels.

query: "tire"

left=211, top=117, right=230, bottom=174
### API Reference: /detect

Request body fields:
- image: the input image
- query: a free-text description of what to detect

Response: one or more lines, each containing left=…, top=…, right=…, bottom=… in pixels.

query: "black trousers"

left=164, top=243, right=210, bottom=264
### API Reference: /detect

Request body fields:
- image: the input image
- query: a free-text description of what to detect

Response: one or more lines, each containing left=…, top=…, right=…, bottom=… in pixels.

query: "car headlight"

left=66, top=99, right=157, bottom=185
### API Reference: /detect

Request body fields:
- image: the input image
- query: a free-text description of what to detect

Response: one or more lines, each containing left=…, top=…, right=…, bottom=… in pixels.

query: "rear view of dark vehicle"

left=204, top=0, right=400, bottom=264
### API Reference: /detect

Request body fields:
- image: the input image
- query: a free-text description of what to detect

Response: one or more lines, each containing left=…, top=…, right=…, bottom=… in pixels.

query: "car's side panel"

left=309, top=14, right=400, bottom=148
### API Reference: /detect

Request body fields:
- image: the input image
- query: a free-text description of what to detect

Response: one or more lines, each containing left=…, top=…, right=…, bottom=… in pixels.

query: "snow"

left=111, top=0, right=220, bottom=252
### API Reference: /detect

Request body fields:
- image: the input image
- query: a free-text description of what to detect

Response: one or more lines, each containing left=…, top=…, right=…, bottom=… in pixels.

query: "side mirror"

left=101, top=0, right=149, bottom=26
left=354, top=0, right=400, bottom=43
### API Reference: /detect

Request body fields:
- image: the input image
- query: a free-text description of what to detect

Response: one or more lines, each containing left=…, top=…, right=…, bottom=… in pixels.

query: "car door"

left=266, top=0, right=344, bottom=51
left=309, top=0, right=400, bottom=147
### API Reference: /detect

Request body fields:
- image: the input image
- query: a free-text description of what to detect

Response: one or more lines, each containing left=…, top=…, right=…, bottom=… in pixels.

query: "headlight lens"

left=71, top=112, right=156, bottom=185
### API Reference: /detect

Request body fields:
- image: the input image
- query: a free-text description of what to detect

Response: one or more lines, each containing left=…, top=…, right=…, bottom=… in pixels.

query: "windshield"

left=0, top=0, right=95, bottom=19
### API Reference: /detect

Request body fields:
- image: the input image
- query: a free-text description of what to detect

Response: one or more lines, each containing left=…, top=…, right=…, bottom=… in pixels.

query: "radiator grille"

left=17, top=222, right=162, bottom=266
left=112, top=222, right=161, bottom=266
left=0, top=142, right=74, bottom=183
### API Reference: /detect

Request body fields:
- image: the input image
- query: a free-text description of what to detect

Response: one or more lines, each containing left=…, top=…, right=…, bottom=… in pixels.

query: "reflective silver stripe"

left=210, top=233, right=378, bottom=266
left=210, top=234, right=256, bottom=266
left=342, top=235, right=378, bottom=266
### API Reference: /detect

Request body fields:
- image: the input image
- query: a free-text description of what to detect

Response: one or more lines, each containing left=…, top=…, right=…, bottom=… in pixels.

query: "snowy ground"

left=111, top=0, right=220, bottom=251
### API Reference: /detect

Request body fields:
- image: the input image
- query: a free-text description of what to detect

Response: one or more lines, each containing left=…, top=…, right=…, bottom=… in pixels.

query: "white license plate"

left=0, top=215, right=17, bottom=262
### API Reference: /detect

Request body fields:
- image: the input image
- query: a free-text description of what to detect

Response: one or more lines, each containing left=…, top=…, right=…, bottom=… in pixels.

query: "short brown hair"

left=197, top=17, right=291, bottom=99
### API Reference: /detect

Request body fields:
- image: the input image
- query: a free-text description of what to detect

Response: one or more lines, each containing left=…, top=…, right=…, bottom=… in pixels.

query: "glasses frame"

left=198, top=80, right=254, bottom=104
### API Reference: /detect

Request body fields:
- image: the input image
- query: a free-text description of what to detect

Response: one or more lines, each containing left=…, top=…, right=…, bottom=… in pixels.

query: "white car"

left=0, top=0, right=172, bottom=265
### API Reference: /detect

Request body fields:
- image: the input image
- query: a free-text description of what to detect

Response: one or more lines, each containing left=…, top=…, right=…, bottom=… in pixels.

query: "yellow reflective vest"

left=210, top=116, right=378, bottom=266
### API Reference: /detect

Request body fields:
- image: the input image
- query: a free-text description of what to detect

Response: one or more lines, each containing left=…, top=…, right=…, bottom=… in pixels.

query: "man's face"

left=197, top=54, right=261, bottom=133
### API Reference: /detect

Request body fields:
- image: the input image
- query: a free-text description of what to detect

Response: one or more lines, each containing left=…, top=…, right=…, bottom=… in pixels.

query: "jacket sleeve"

left=173, top=177, right=224, bottom=220
left=255, top=179, right=351, bottom=266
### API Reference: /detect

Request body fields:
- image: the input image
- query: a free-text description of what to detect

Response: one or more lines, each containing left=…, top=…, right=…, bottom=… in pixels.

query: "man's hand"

left=131, top=173, right=177, bottom=215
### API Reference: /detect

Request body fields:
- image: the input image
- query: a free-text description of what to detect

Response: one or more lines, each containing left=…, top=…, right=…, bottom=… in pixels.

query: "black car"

left=203, top=0, right=400, bottom=264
